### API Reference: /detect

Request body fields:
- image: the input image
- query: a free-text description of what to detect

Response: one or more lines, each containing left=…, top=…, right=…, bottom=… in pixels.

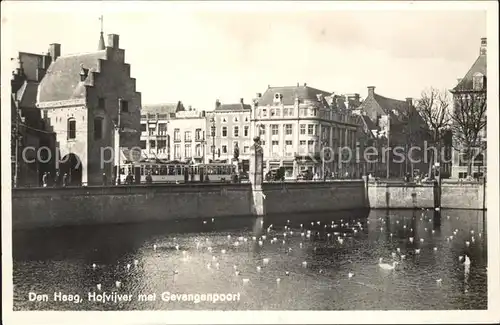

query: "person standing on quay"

left=54, top=170, right=61, bottom=187
left=42, top=172, right=48, bottom=187
left=102, top=172, right=107, bottom=186
left=62, top=173, right=68, bottom=187
left=146, top=172, right=153, bottom=184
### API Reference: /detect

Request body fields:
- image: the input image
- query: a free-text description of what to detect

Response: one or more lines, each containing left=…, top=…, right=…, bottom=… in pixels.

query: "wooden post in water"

left=249, top=136, right=265, bottom=217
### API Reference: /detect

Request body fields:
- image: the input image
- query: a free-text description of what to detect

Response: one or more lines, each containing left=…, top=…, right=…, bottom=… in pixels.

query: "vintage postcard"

left=1, top=1, right=499, bottom=324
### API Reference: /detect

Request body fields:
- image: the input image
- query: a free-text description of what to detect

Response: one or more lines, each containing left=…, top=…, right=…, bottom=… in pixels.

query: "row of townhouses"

left=11, top=28, right=487, bottom=186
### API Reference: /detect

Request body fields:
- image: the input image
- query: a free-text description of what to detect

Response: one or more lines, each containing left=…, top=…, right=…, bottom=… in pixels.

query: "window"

left=244, top=116, right=249, bottom=122
left=300, top=108, right=307, bottom=116
left=222, top=126, right=228, bottom=137
left=285, top=140, right=293, bottom=156
left=149, top=140, right=156, bottom=148
left=271, top=124, right=279, bottom=135
left=244, top=126, right=249, bottom=137
left=262, top=108, right=267, bottom=117
left=94, top=117, right=103, bottom=140
left=139, top=140, right=146, bottom=149
left=308, top=140, right=315, bottom=152
left=259, top=125, right=266, bottom=136
left=174, top=144, right=181, bottom=159
left=473, top=73, right=485, bottom=90
left=68, top=119, right=76, bottom=139
left=43, top=110, right=48, bottom=119
left=140, top=124, right=147, bottom=132
left=270, top=109, right=276, bottom=117
left=285, top=124, right=292, bottom=135
left=276, top=108, right=281, bottom=116
left=195, top=128, right=202, bottom=140
left=283, top=108, right=288, bottom=116
left=98, top=97, right=105, bottom=109
left=309, top=107, right=316, bottom=116
left=222, top=145, right=227, bottom=153
left=233, top=126, right=239, bottom=137
left=261, top=140, right=266, bottom=146
left=272, top=140, right=279, bottom=154
left=308, top=124, right=314, bottom=135
left=120, top=100, right=129, bottom=112
left=195, top=144, right=202, bottom=156
left=185, top=144, right=192, bottom=158
left=174, top=129, right=180, bottom=141
left=288, top=108, right=294, bottom=116
left=222, top=117, right=227, bottom=123
left=149, top=129, right=155, bottom=136
left=234, top=117, right=239, bottom=122
left=299, top=140, right=306, bottom=154
left=185, top=131, right=192, bottom=141
left=158, top=123, right=167, bottom=135
left=157, top=140, right=167, bottom=150
left=300, top=124, right=306, bottom=135
left=243, top=146, right=249, bottom=153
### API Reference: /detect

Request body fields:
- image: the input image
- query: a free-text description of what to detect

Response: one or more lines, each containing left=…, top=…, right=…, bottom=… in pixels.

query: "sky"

left=2, top=1, right=488, bottom=110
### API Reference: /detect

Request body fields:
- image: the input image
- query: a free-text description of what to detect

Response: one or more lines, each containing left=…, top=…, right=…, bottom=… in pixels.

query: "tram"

left=117, top=161, right=235, bottom=184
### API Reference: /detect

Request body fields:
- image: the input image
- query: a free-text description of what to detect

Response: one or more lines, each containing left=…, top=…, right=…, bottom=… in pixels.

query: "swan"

left=415, top=249, right=421, bottom=254
left=256, top=266, right=261, bottom=272
left=96, top=284, right=102, bottom=290
left=409, top=237, right=414, bottom=243
left=379, top=261, right=398, bottom=270
left=464, top=255, right=471, bottom=266
left=348, top=272, right=354, bottom=278
left=92, top=263, right=96, bottom=269
left=115, top=281, right=121, bottom=287
left=465, top=241, right=470, bottom=247
left=242, top=278, right=250, bottom=284
left=221, top=249, right=226, bottom=254
left=263, top=258, right=270, bottom=265
left=153, top=244, right=157, bottom=251
left=396, top=247, right=401, bottom=253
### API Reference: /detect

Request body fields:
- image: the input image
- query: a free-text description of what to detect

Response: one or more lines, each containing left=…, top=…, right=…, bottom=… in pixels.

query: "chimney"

left=48, top=43, right=61, bottom=62
left=406, top=97, right=413, bottom=106
left=256, top=93, right=262, bottom=98
left=480, top=37, right=487, bottom=55
left=304, top=83, right=307, bottom=86
left=215, top=99, right=221, bottom=109
left=297, top=82, right=299, bottom=87
left=240, top=98, right=244, bottom=104
left=79, top=64, right=88, bottom=82
left=367, top=86, right=375, bottom=96
left=107, top=34, right=119, bottom=48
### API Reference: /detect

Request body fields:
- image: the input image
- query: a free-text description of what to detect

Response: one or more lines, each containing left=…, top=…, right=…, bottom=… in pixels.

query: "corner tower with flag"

left=36, top=24, right=141, bottom=186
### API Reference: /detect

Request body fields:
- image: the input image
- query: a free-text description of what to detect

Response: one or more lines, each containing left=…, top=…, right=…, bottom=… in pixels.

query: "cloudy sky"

left=3, top=1, right=488, bottom=109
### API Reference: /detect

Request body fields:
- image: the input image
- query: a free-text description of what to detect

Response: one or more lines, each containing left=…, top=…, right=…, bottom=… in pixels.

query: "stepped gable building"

left=357, top=86, right=430, bottom=178
left=11, top=51, right=57, bottom=187
left=207, top=99, right=252, bottom=170
left=37, top=33, right=141, bottom=186
left=251, top=83, right=363, bottom=179
left=449, top=37, right=487, bottom=179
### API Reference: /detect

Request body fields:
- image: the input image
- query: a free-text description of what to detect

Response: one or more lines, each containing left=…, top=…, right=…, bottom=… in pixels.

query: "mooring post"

left=249, top=136, right=265, bottom=217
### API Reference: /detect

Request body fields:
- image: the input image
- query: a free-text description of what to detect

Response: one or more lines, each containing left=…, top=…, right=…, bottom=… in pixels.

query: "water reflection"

left=13, top=209, right=487, bottom=310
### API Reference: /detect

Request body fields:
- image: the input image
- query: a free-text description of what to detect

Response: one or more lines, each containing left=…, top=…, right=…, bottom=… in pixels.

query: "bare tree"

left=415, top=88, right=451, bottom=178
left=449, top=88, right=487, bottom=177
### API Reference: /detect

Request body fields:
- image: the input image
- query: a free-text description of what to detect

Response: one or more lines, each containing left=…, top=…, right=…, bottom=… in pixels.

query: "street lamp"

left=321, top=139, right=328, bottom=181
left=210, top=117, right=216, bottom=163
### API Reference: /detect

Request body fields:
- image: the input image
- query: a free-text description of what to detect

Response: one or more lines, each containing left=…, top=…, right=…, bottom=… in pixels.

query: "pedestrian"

left=146, top=172, right=153, bottom=184
left=126, top=171, right=134, bottom=185
left=54, top=170, right=60, bottom=187
left=42, top=172, right=48, bottom=187
left=102, top=172, right=107, bottom=186
left=62, top=173, right=68, bottom=187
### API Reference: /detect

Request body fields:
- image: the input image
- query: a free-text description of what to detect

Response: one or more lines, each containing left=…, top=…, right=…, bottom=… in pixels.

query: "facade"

left=37, top=33, right=141, bottom=186
left=250, top=84, right=364, bottom=179
left=11, top=52, right=57, bottom=187
left=168, top=107, right=207, bottom=163
left=206, top=99, right=252, bottom=171
left=449, top=37, right=487, bottom=179
left=357, top=86, right=430, bottom=179
left=140, top=102, right=182, bottom=160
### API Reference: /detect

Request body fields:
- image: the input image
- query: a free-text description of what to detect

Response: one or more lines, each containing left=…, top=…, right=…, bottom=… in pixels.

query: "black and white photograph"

left=1, top=1, right=499, bottom=324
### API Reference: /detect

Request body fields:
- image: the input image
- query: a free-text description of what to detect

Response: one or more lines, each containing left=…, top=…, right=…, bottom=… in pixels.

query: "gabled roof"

left=215, top=103, right=251, bottom=111
left=142, top=102, right=182, bottom=115
left=452, top=54, right=487, bottom=91
left=372, top=93, right=409, bottom=121
left=38, top=50, right=107, bottom=102
left=258, top=85, right=332, bottom=106
left=361, top=114, right=379, bottom=132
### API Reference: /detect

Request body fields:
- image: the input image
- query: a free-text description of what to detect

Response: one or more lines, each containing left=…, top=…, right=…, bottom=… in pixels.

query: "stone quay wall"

left=12, top=180, right=367, bottom=230
left=367, top=180, right=486, bottom=210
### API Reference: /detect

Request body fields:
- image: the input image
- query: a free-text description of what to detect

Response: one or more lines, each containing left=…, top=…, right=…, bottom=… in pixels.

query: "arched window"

left=473, top=72, right=484, bottom=90
left=67, top=118, right=76, bottom=139
left=94, top=117, right=103, bottom=140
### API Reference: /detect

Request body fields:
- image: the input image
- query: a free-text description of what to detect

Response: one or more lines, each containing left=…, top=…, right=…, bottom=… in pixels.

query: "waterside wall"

left=12, top=181, right=367, bottom=230
left=367, top=180, right=486, bottom=210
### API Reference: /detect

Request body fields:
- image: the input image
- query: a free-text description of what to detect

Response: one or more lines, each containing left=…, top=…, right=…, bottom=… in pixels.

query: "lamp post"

left=321, top=139, right=327, bottom=181
left=210, top=117, right=216, bottom=163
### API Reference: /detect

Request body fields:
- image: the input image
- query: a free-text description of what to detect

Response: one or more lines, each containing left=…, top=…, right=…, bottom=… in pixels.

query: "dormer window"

left=473, top=73, right=485, bottom=90
left=273, top=93, right=282, bottom=103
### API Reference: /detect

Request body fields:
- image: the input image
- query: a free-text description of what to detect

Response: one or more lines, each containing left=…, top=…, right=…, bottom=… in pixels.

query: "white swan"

left=379, top=261, right=398, bottom=270
left=464, top=255, right=471, bottom=266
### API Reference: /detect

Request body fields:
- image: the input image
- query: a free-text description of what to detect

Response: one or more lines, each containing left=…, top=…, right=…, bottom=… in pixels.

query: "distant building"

left=168, top=106, right=207, bottom=163
left=449, top=37, right=487, bottom=179
left=357, top=86, right=429, bottom=178
left=37, top=33, right=141, bottom=185
left=140, top=102, right=182, bottom=161
left=11, top=52, right=56, bottom=187
left=206, top=99, right=252, bottom=170
left=251, top=83, right=363, bottom=179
